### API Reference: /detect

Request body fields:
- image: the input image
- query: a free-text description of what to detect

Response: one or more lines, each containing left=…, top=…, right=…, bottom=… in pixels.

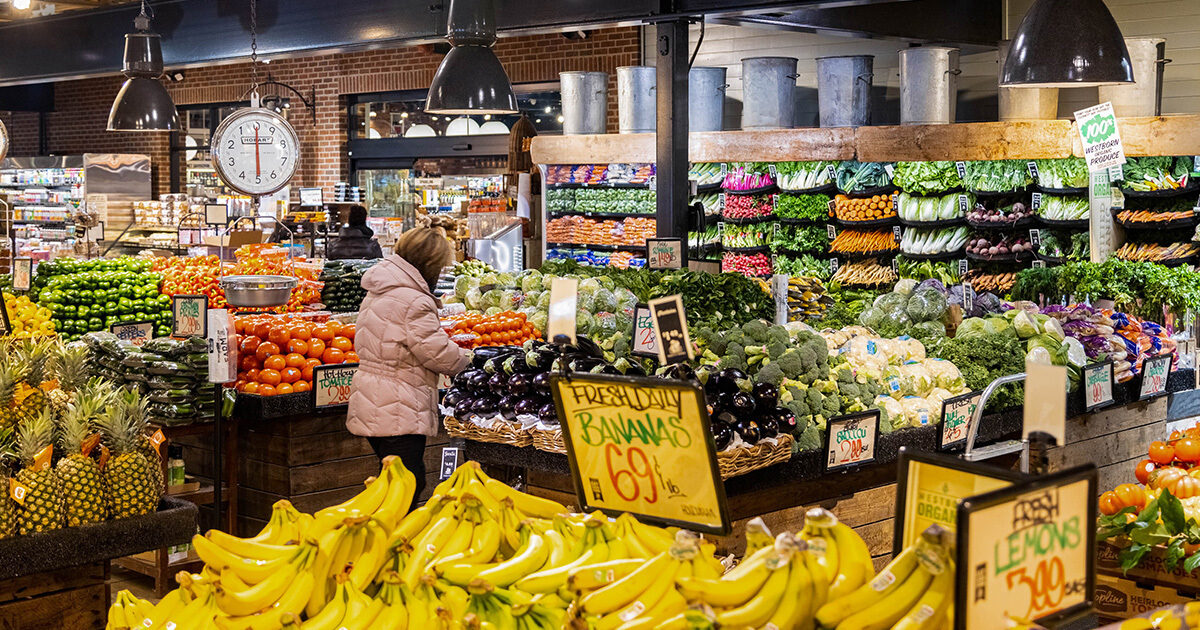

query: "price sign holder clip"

left=961, top=372, right=1032, bottom=473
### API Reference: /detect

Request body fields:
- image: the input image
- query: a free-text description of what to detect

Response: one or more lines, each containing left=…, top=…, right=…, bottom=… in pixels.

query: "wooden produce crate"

left=1097, top=540, right=1200, bottom=595
left=0, top=562, right=108, bottom=630
left=1095, top=573, right=1195, bottom=624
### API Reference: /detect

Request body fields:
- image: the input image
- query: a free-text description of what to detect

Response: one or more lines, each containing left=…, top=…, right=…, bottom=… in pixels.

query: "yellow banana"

left=567, top=558, right=645, bottom=592
left=430, top=514, right=477, bottom=569
left=514, top=542, right=608, bottom=593
left=837, top=563, right=935, bottom=630
left=579, top=553, right=672, bottom=615
left=828, top=517, right=874, bottom=601
left=593, top=561, right=679, bottom=630
left=628, top=519, right=674, bottom=555
left=743, top=517, right=775, bottom=554
left=401, top=506, right=462, bottom=587
left=318, top=468, right=389, bottom=518
left=191, top=533, right=247, bottom=569
left=223, top=542, right=315, bottom=585
left=205, top=529, right=298, bottom=561
left=892, top=561, right=955, bottom=630
left=340, top=595, right=386, bottom=630
left=483, top=476, right=565, bottom=519
left=475, top=531, right=550, bottom=587
left=374, top=459, right=418, bottom=529
left=676, top=561, right=770, bottom=608
left=466, top=477, right=503, bottom=515
left=815, top=544, right=919, bottom=629
left=303, top=577, right=350, bottom=630
left=213, top=560, right=298, bottom=617
left=375, top=602, right=410, bottom=630
left=392, top=496, right=443, bottom=543
left=714, top=558, right=791, bottom=629
left=140, top=587, right=187, bottom=628
left=307, top=526, right=352, bottom=617
left=349, top=518, right=390, bottom=590
left=439, top=561, right=502, bottom=586
left=804, top=546, right=830, bottom=614
left=766, top=557, right=814, bottom=630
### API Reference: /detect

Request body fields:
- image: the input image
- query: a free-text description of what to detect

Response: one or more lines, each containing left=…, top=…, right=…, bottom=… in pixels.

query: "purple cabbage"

left=916, top=278, right=948, bottom=295
left=1078, top=335, right=1109, bottom=359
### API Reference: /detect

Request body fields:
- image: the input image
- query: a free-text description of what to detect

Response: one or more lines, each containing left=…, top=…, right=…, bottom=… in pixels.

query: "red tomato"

left=1135, top=459, right=1156, bottom=485
left=1177, top=438, right=1200, bottom=463
left=285, top=353, right=308, bottom=369
left=343, top=351, right=359, bottom=364
left=293, top=381, right=311, bottom=393
left=259, top=369, right=282, bottom=386
left=258, top=384, right=277, bottom=397
left=268, top=327, right=291, bottom=346
left=255, top=342, right=281, bottom=362
left=331, top=337, right=353, bottom=352
left=287, top=339, right=309, bottom=356
left=1150, top=441, right=1176, bottom=465
left=263, top=355, right=287, bottom=371
left=322, top=348, right=345, bottom=364
left=276, top=383, right=295, bottom=395
left=240, top=355, right=260, bottom=372
left=281, top=367, right=302, bottom=384
left=341, top=325, right=355, bottom=340
left=307, top=339, right=326, bottom=359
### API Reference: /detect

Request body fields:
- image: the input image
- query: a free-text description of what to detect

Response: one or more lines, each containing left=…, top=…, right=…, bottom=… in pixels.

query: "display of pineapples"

left=0, top=427, right=17, bottom=539
left=98, top=389, right=160, bottom=519
left=56, top=402, right=107, bottom=527
left=14, top=409, right=64, bottom=535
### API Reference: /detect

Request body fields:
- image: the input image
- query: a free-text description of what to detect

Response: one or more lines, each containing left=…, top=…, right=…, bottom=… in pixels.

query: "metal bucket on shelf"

left=1099, top=37, right=1168, bottom=117
left=617, top=66, right=656, bottom=134
left=740, top=56, right=798, bottom=130
left=998, top=40, right=1059, bottom=120
left=559, top=71, right=607, bottom=135
left=816, top=55, right=873, bottom=127
left=900, top=47, right=960, bottom=125
left=689, top=66, right=726, bottom=132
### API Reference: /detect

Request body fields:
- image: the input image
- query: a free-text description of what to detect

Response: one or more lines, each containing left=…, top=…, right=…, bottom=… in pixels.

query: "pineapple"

left=0, top=428, right=17, bottom=539
left=16, top=337, right=53, bottom=389
left=47, top=340, right=90, bottom=412
left=14, top=409, right=65, bottom=534
left=97, top=389, right=159, bottom=518
left=56, top=402, right=107, bottom=527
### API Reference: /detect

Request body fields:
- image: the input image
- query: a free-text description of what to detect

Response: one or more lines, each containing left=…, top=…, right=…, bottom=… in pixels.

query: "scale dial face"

left=210, top=107, right=299, bottom=196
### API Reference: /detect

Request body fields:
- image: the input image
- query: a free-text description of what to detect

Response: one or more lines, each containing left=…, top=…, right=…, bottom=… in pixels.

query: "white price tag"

left=1083, top=361, right=1114, bottom=411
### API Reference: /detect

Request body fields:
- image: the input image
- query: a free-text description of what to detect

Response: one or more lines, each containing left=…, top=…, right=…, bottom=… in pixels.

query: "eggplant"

left=502, top=354, right=536, bottom=375
left=589, top=363, right=619, bottom=375
left=772, top=407, right=799, bottom=435
left=718, top=368, right=749, bottom=387
left=471, top=346, right=511, bottom=369
left=713, top=392, right=737, bottom=415
left=498, top=395, right=520, bottom=421
left=454, top=368, right=483, bottom=389
left=658, top=363, right=697, bottom=382
left=757, top=416, right=778, bottom=440
left=454, top=398, right=477, bottom=420
left=483, top=350, right=522, bottom=375
left=507, top=373, right=531, bottom=396
left=752, top=382, right=779, bottom=411
left=538, top=402, right=558, bottom=424
left=471, top=395, right=499, bottom=417
left=711, top=420, right=733, bottom=450
left=442, top=389, right=466, bottom=408
left=734, top=419, right=761, bottom=445
left=488, top=373, right=509, bottom=395
left=467, top=370, right=492, bottom=392
left=514, top=397, right=542, bottom=417
left=621, top=361, right=647, bottom=377
left=569, top=357, right=607, bottom=373
left=571, top=335, right=606, bottom=358
left=730, top=392, right=755, bottom=417
left=525, top=348, right=557, bottom=371
left=532, top=372, right=553, bottom=395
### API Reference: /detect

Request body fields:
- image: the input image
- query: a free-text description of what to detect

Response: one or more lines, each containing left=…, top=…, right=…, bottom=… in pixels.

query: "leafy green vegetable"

left=774, top=194, right=832, bottom=221
left=1009, top=259, right=1200, bottom=321
left=836, top=161, right=893, bottom=192
left=962, top=160, right=1033, bottom=192
left=774, top=254, right=831, bottom=280
left=771, top=225, right=828, bottom=253
left=893, top=161, right=964, bottom=195
left=1033, top=158, right=1088, bottom=189
left=933, top=331, right=1026, bottom=410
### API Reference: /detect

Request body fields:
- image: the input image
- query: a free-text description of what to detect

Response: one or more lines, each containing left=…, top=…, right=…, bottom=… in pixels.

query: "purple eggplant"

left=772, top=407, right=799, bottom=434
left=514, top=397, right=542, bottom=417
left=531, top=372, right=553, bottom=395
left=730, top=392, right=755, bottom=417
left=507, top=373, right=531, bottom=396
left=711, top=421, right=733, bottom=450
left=488, top=373, right=509, bottom=395
left=751, top=382, right=778, bottom=410
left=757, top=417, right=778, bottom=440
left=538, top=403, right=558, bottom=424
left=455, top=369, right=483, bottom=389
left=467, top=370, right=491, bottom=392
left=471, top=396, right=499, bottom=417
left=442, top=389, right=466, bottom=408
left=734, top=419, right=761, bottom=445
left=454, top=398, right=477, bottom=420
left=498, top=395, right=520, bottom=421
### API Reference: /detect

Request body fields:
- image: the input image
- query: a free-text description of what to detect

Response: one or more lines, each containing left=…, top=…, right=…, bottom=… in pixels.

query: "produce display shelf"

left=899, top=249, right=965, bottom=261
left=719, top=215, right=774, bottom=225
left=723, top=184, right=778, bottom=196
left=12, top=219, right=69, bottom=225
left=545, top=242, right=647, bottom=252
left=968, top=187, right=1032, bottom=198
left=1120, top=183, right=1199, bottom=198
left=776, top=217, right=825, bottom=225
left=547, top=210, right=656, bottom=219
left=1111, top=211, right=1200, bottom=231
left=693, top=182, right=722, bottom=193
left=838, top=185, right=897, bottom=198
left=777, top=183, right=836, bottom=195
left=1037, top=186, right=1088, bottom=196
left=773, top=248, right=826, bottom=258
left=835, top=215, right=898, bottom=228
left=966, top=216, right=1037, bottom=230
left=691, top=242, right=721, bottom=252
left=1034, top=252, right=1068, bottom=264
left=1037, top=217, right=1090, bottom=229
left=897, top=217, right=966, bottom=229
left=1114, top=254, right=1197, bottom=267
left=723, top=245, right=769, bottom=253
left=966, top=250, right=1035, bottom=263
left=546, top=182, right=652, bottom=190
left=832, top=248, right=899, bottom=258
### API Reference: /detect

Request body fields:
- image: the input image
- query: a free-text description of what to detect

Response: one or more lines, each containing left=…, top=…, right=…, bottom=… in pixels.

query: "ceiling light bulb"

left=12, top=0, right=29, bottom=10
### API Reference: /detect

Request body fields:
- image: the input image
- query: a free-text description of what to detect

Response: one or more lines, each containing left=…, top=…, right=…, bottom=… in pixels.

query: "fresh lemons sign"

left=551, top=373, right=729, bottom=534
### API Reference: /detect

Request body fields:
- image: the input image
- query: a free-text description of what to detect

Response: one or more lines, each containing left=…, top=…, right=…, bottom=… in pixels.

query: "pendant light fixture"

left=1001, top=0, right=1133, bottom=87
left=425, top=0, right=518, bottom=114
left=107, top=0, right=179, bottom=131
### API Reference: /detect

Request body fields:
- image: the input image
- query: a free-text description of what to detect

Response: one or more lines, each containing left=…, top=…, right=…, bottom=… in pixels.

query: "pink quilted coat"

left=346, top=255, right=471, bottom=437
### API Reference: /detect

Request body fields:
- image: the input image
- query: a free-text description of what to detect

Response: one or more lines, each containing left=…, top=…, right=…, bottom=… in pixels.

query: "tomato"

left=301, top=365, right=315, bottom=381
left=1171, top=430, right=1184, bottom=441
left=1134, top=459, right=1157, bottom=485
left=256, top=342, right=281, bottom=362
left=239, top=336, right=262, bottom=354
left=245, top=368, right=261, bottom=383
left=263, top=355, right=287, bottom=371
left=314, top=326, right=335, bottom=342
left=240, top=355, right=260, bottom=372
left=331, top=337, right=353, bottom=352
left=322, top=348, right=345, bottom=364
left=291, top=325, right=312, bottom=341
left=326, top=321, right=344, bottom=336
left=1150, top=440, right=1176, bottom=465
left=234, top=379, right=247, bottom=392
left=1176, top=438, right=1200, bottom=463
left=259, top=369, right=282, bottom=386
left=281, top=367, right=302, bottom=383
left=1099, top=491, right=1122, bottom=516
left=242, top=382, right=260, bottom=394
left=287, top=339, right=309, bottom=356
left=1114, top=483, right=1147, bottom=511
left=293, top=380, right=311, bottom=393
left=285, top=353, right=308, bottom=369
left=252, top=322, right=271, bottom=339
left=258, top=384, right=277, bottom=397
left=341, top=324, right=355, bottom=340
left=276, top=383, right=295, bottom=395
left=305, top=357, right=323, bottom=369
left=307, top=338, right=326, bottom=359
left=344, top=351, right=359, bottom=363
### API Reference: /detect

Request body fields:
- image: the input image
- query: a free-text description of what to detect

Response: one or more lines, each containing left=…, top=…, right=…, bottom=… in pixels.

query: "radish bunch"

left=723, top=194, right=774, bottom=220
left=721, top=252, right=772, bottom=276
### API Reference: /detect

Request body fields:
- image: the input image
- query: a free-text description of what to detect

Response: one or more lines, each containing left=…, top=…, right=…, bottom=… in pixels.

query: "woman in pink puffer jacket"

left=346, top=227, right=471, bottom=503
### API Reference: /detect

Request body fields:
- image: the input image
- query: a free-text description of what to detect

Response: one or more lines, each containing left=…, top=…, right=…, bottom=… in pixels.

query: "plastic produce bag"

left=905, top=287, right=949, bottom=323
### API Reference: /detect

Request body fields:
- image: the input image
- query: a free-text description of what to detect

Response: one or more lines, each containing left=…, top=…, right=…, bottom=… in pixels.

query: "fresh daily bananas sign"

left=955, top=465, right=1096, bottom=629
left=551, top=373, right=730, bottom=534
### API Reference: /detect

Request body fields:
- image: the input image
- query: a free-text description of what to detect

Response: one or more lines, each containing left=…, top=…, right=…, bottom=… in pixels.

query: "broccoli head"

left=821, top=393, right=841, bottom=415
left=766, top=325, right=791, bottom=347
left=755, top=363, right=786, bottom=388
left=805, top=387, right=824, bottom=409
left=766, top=339, right=790, bottom=360
left=721, top=342, right=748, bottom=372
left=795, top=422, right=822, bottom=451
left=772, top=349, right=805, bottom=380
left=786, top=399, right=812, bottom=420
left=742, top=320, right=770, bottom=344
left=724, top=329, right=746, bottom=348
left=832, top=362, right=856, bottom=384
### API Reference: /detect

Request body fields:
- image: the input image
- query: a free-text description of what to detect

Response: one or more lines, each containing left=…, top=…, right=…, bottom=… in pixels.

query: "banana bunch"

left=106, top=589, right=154, bottom=629
left=816, top=525, right=955, bottom=630
left=798, top=508, right=874, bottom=602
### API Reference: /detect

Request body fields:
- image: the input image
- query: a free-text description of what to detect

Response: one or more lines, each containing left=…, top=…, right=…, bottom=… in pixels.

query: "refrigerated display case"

left=356, top=168, right=415, bottom=221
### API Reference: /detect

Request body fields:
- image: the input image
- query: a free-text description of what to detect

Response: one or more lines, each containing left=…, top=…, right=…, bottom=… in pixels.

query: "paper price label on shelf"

left=440, top=447, right=461, bottom=480
left=825, top=164, right=837, bottom=180
left=1029, top=228, right=1041, bottom=247
left=824, top=410, right=879, bottom=472
left=647, top=175, right=656, bottom=191
left=829, top=258, right=840, bottom=274
left=773, top=194, right=781, bottom=210
left=893, top=225, right=903, bottom=242
left=646, top=238, right=683, bottom=270
left=171, top=295, right=208, bottom=338
left=631, top=304, right=659, bottom=358
left=827, top=224, right=837, bottom=239
left=939, top=391, right=982, bottom=451
left=772, top=222, right=781, bottom=238
left=1027, top=161, right=1040, bottom=180
left=891, top=193, right=899, bottom=208
left=718, top=193, right=726, bottom=210
left=1032, top=259, right=1046, bottom=269
left=720, top=163, right=728, bottom=176
left=891, top=258, right=899, bottom=273
left=551, top=373, right=729, bottom=534
left=958, top=259, right=969, bottom=276
left=958, top=195, right=969, bottom=214
left=884, top=163, right=895, bottom=177
left=648, top=295, right=694, bottom=365
left=1031, top=192, right=1043, bottom=210
left=955, top=161, right=967, bottom=179
left=12, top=258, right=31, bottom=292
left=1140, top=354, right=1173, bottom=400
left=1084, top=361, right=1115, bottom=412
left=767, top=164, right=777, bottom=179
left=772, top=274, right=788, bottom=325
left=827, top=199, right=836, bottom=213
left=313, top=363, right=359, bottom=409
left=958, top=468, right=1096, bottom=629
left=1108, top=164, right=1124, bottom=181
left=111, top=321, right=154, bottom=347
left=206, top=309, right=237, bottom=384
left=1075, top=101, right=1126, bottom=171
left=963, top=282, right=974, bottom=313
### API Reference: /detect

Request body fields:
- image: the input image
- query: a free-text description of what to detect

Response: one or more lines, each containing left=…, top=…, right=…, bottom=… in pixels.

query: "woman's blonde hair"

left=394, top=227, right=452, bottom=289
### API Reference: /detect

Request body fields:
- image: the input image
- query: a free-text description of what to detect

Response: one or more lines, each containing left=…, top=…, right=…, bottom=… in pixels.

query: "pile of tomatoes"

left=446, top=310, right=542, bottom=348
left=155, top=255, right=229, bottom=309
left=154, top=251, right=325, bottom=314
left=1098, top=424, right=1200, bottom=515
left=233, top=314, right=357, bottom=397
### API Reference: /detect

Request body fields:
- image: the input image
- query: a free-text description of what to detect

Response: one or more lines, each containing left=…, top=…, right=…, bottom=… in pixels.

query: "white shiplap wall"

left=638, top=0, right=1200, bottom=128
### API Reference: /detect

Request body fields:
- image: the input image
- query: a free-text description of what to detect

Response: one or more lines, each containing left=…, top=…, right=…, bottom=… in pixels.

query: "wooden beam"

left=855, top=121, right=1076, bottom=162
left=690, top=128, right=855, bottom=162
left=1101, top=115, right=1200, bottom=158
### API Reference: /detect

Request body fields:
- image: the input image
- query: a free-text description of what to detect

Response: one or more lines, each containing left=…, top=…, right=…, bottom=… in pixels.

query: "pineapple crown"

left=98, top=387, right=149, bottom=455
left=57, top=403, right=92, bottom=453
left=15, top=407, right=54, bottom=465
left=0, top=357, right=29, bottom=408
left=15, top=338, right=53, bottom=387
left=51, top=341, right=91, bottom=394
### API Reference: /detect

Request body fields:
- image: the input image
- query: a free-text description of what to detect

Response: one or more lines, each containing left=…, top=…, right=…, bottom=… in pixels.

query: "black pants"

left=367, top=434, right=427, bottom=509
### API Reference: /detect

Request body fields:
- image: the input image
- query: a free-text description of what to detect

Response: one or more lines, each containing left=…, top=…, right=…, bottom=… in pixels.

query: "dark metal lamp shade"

left=1001, top=0, right=1133, bottom=87
left=425, top=45, right=518, bottom=114
left=108, top=31, right=179, bottom=131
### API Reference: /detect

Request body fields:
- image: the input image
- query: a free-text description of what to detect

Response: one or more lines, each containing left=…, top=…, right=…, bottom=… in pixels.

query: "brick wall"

left=0, top=26, right=641, bottom=197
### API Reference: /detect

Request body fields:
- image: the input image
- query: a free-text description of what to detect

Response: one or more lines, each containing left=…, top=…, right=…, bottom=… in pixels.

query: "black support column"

left=655, top=18, right=689, bottom=239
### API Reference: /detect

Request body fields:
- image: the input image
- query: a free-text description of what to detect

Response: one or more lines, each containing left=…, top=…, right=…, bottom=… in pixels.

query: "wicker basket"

left=532, top=427, right=566, bottom=454
left=443, top=415, right=534, bottom=447
left=716, top=434, right=794, bottom=479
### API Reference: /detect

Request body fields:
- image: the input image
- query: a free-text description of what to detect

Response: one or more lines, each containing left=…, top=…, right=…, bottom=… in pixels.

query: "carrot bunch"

left=830, top=229, right=900, bottom=254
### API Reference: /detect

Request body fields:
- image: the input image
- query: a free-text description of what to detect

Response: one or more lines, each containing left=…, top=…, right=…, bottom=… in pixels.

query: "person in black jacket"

left=327, top=205, right=384, bottom=260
